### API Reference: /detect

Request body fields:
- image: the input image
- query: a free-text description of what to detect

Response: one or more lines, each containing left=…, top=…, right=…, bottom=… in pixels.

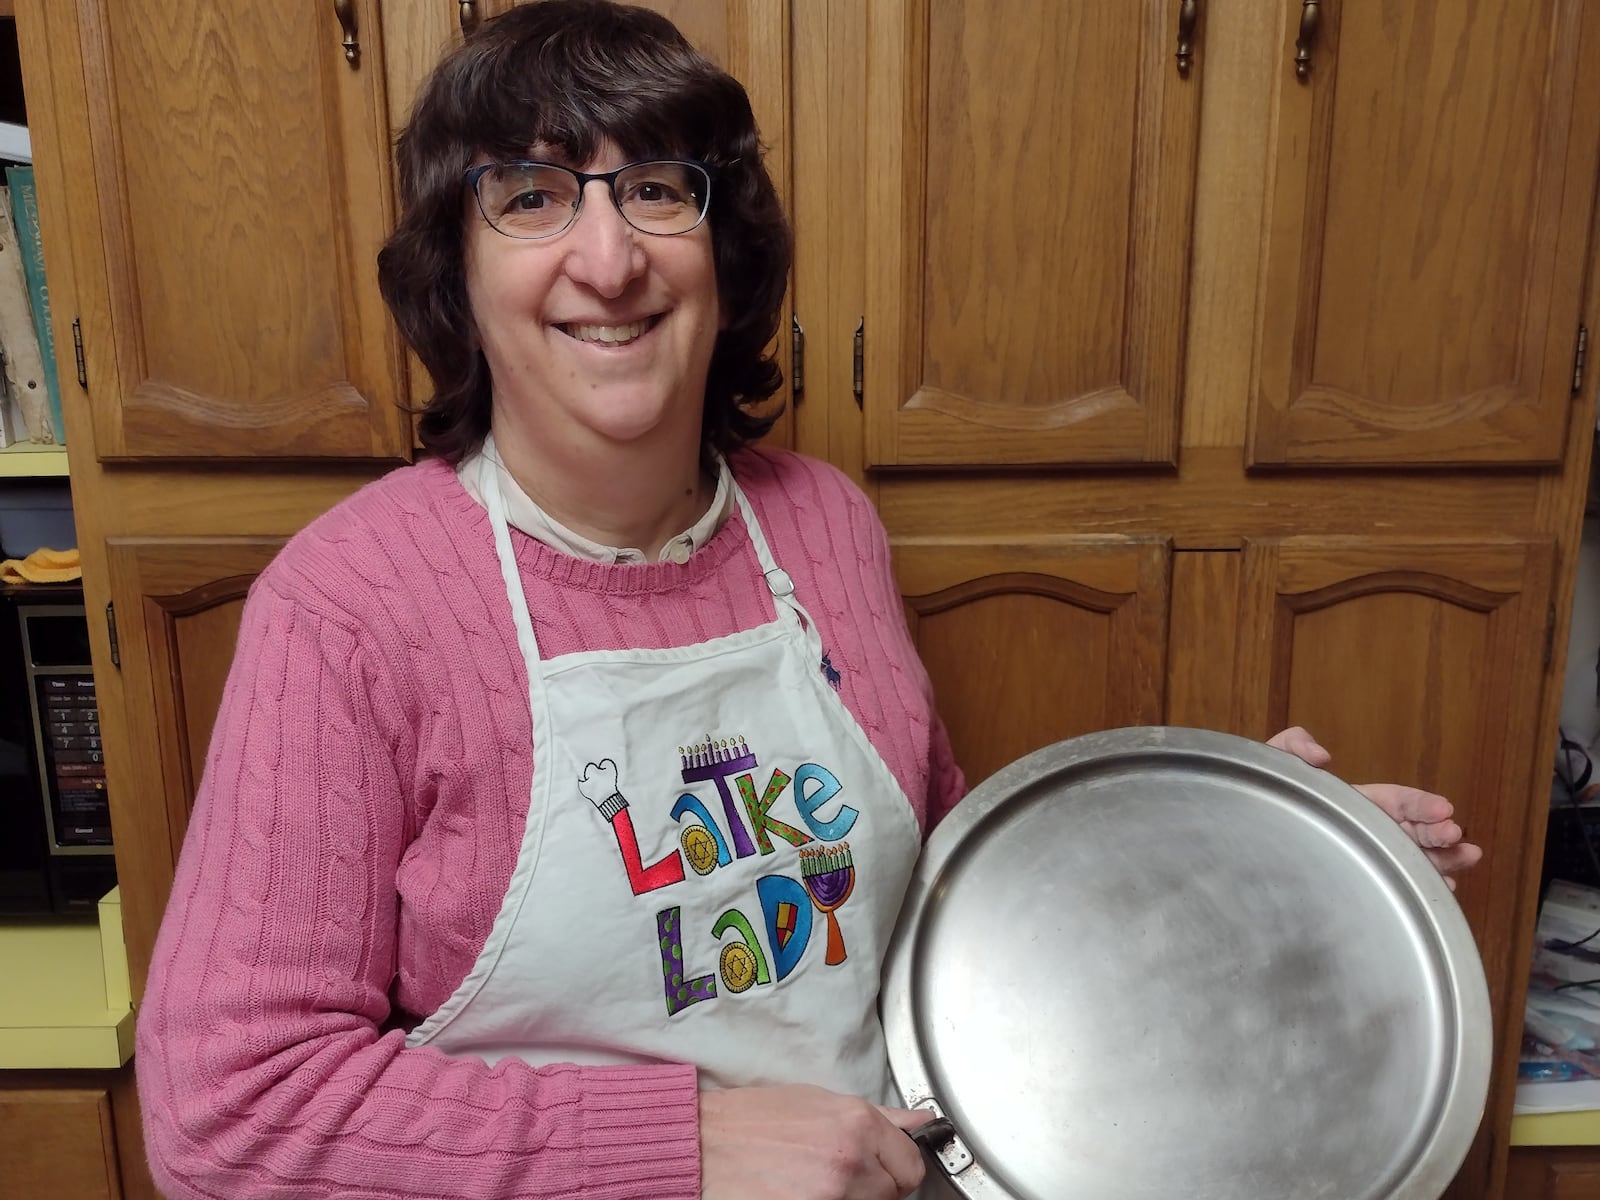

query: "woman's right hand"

left=699, top=1084, right=930, bottom=1199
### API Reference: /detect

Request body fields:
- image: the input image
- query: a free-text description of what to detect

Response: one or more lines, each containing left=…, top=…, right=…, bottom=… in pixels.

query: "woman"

left=136, top=4, right=1479, bottom=1199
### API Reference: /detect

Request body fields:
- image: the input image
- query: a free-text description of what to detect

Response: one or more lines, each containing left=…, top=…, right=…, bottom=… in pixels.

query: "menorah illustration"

left=800, top=843, right=856, bottom=965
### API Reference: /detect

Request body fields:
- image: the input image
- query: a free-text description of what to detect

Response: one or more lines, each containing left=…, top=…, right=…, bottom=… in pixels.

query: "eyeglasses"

left=466, top=159, right=713, bottom=240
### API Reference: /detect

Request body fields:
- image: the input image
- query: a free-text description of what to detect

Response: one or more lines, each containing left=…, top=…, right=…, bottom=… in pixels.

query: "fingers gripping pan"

left=882, top=727, right=1491, bottom=1200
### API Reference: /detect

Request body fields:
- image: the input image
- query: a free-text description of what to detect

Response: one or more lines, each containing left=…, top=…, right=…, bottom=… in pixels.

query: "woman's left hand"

left=1267, top=726, right=1484, bottom=889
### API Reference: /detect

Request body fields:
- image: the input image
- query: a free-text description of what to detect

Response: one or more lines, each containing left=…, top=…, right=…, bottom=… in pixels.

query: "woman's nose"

left=559, top=181, right=646, bottom=297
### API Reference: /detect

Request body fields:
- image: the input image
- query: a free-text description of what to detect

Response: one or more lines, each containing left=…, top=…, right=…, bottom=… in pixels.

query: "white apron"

left=408, top=456, right=923, bottom=1110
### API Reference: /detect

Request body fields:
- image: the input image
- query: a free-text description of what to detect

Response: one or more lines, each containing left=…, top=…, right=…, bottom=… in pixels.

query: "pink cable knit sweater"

left=137, top=446, right=966, bottom=1200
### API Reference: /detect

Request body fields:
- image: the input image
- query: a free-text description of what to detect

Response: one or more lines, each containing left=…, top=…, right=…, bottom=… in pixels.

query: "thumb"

left=877, top=1106, right=935, bottom=1134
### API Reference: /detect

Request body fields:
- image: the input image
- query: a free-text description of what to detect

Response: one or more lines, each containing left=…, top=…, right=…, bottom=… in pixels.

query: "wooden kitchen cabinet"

left=861, top=0, right=1198, bottom=467
left=51, top=0, right=412, bottom=461
left=0, top=1066, right=153, bottom=1200
left=10, top=2, right=1600, bottom=1199
left=0, top=1087, right=120, bottom=1199
left=1252, top=0, right=1600, bottom=467
left=896, top=537, right=1170, bottom=787
left=811, top=3, right=1600, bottom=1197
left=1510, top=1148, right=1600, bottom=1200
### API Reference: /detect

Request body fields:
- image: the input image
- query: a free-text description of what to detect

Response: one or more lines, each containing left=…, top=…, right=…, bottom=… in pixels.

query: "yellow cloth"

left=0, top=546, right=80, bottom=584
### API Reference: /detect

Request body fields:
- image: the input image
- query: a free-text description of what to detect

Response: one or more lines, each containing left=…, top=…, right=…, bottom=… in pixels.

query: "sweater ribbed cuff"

left=577, top=1063, right=701, bottom=1199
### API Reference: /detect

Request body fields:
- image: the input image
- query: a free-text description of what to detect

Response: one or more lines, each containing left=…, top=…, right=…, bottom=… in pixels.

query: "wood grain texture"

left=874, top=445, right=1548, bottom=547
left=1165, top=550, right=1242, bottom=732
left=863, top=0, right=1197, bottom=466
left=1234, top=535, right=1557, bottom=1198
left=894, top=536, right=1168, bottom=787
left=0, top=1087, right=121, bottom=1200
left=71, top=0, right=409, bottom=459
left=1251, top=0, right=1600, bottom=466
left=107, top=1062, right=156, bottom=1200
left=1182, top=0, right=1277, bottom=449
left=1508, top=1148, right=1600, bottom=1200
left=788, top=0, right=832, bottom=467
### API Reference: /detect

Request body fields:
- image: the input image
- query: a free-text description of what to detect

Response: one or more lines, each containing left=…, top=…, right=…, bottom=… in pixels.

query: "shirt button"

left=665, top=539, right=693, bottom=565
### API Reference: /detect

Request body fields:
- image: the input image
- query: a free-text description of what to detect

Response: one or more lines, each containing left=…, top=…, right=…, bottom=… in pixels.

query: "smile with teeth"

left=559, top=316, right=659, bottom=346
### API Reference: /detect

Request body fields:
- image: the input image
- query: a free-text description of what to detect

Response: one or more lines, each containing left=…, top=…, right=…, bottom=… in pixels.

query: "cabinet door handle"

left=1294, top=0, right=1321, bottom=80
left=1176, top=0, right=1199, bottom=77
left=333, top=0, right=360, bottom=66
left=460, top=1, right=481, bottom=37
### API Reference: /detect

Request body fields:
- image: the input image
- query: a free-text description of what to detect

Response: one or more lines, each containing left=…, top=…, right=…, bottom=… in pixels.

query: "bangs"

left=448, top=10, right=745, bottom=167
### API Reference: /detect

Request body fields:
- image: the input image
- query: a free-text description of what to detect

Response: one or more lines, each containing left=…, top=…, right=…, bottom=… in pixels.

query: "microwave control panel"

left=20, top=605, right=112, bottom=853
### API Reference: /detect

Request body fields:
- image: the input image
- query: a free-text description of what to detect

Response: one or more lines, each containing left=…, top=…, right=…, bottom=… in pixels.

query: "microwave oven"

left=0, top=582, right=116, bottom=917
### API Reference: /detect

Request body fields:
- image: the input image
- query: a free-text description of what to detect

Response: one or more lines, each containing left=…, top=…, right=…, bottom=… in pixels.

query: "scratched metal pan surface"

left=883, top=726, right=1492, bottom=1200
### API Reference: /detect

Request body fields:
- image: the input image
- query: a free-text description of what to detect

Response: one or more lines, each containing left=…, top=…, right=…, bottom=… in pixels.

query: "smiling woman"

left=135, top=4, right=953, bottom=1199
left=129, top=4, right=1478, bottom=1200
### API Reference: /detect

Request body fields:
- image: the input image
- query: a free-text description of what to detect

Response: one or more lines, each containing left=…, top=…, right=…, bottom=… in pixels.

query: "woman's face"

left=464, top=142, right=721, bottom=455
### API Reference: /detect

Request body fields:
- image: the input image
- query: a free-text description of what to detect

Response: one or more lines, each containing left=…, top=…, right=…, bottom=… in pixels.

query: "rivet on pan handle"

left=908, top=1099, right=974, bottom=1176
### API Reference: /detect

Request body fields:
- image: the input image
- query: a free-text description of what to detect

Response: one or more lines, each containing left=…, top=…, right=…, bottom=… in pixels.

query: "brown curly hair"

left=377, top=0, right=792, bottom=463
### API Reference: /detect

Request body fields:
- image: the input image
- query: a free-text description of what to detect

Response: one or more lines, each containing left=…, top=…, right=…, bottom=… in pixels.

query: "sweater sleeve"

left=924, top=712, right=967, bottom=832
left=828, top=462, right=969, bottom=836
left=136, top=576, right=702, bottom=1200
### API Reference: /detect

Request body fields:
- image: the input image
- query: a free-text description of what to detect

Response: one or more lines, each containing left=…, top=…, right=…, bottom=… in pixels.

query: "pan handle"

left=910, top=1117, right=956, bottom=1150
left=907, top=1114, right=974, bottom=1177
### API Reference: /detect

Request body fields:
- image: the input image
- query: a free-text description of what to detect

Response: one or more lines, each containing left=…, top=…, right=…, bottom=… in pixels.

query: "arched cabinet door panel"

left=103, top=537, right=285, bottom=996
left=895, top=537, right=1170, bottom=789
left=1233, top=535, right=1557, bottom=1200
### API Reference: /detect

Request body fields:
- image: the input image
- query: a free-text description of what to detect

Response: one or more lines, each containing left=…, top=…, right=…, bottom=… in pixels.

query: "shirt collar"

left=458, top=432, right=733, bottom=565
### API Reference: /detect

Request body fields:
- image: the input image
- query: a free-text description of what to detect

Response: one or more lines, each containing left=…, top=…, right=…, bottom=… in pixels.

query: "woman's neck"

left=487, top=412, right=713, bottom=560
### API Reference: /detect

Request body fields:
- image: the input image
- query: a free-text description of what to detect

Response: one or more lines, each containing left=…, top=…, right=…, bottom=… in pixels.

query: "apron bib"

left=408, top=455, right=923, bottom=1107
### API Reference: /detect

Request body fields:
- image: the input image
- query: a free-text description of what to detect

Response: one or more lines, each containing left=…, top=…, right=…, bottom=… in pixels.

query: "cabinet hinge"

left=105, top=601, right=120, bottom=669
left=1575, top=323, right=1588, bottom=394
left=852, top=318, right=864, bottom=410
left=790, top=314, right=804, bottom=403
left=72, top=317, right=86, bottom=389
left=1545, top=603, right=1558, bottom=667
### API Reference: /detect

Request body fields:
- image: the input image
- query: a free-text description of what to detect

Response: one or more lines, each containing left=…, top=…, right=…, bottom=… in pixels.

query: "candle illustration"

left=800, top=843, right=856, bottom=965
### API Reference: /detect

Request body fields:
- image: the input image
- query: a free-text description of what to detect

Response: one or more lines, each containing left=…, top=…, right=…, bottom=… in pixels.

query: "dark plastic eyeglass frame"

left=465, top=158, right=715, bottom=240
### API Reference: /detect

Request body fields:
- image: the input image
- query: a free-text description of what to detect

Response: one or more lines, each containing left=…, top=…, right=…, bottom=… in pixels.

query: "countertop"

left=0, top=887, right=133, bottom=1069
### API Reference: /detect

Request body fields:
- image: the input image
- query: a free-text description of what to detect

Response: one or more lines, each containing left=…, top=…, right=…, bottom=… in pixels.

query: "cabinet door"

left=1233, top=536, right=1556, bottom=1200
left=42, top=1, right=410, bottom=460
left=1251, top=0, right=1600, bottom=466
left=863, top=0, right=1201, bottom=467
left=1509, top=1148, right=1600, bottom=1200
left=895, top=538, right=1169, bottom=788
left=103, top=538, right=285, bottom=996
left=0, top=1088, right=122, bottom=1200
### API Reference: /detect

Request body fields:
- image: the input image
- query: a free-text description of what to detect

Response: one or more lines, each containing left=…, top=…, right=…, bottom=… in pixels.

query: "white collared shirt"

left=458, top=433, right=733, bottom=565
